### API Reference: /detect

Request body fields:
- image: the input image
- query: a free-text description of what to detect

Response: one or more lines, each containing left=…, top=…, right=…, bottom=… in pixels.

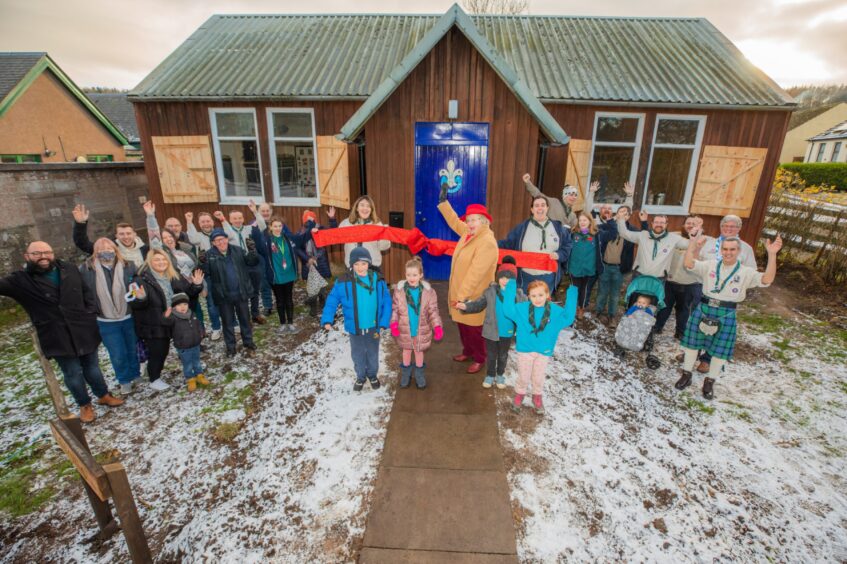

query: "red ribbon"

left=312, top=224, right=558, bottom=272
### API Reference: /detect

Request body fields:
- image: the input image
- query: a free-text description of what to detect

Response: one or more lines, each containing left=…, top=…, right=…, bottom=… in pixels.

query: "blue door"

left=414, top=122, right=489, bottom=280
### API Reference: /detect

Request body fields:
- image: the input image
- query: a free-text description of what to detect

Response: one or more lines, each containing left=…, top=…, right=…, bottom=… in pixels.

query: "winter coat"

left=78, top=258, right=137, bottom=318
left=294, top=218, right=338, bottom=280
left=201, top=245, right=258, bottom=304
left=390, top=280, right=442, bottom=351
left=72, top=221, right=149, bottom=260
left=129, top=269, right=202, bottom=340
left=163, top=310, right=204, bottom=350
left=321, top=270, right=392, bottom=334
left=339, top=218, right=391, bottom=268
left=460, top=283, right=527, bottom=342
left=596, top=219, right=645, bottom=275
left=438, top=200, right=499, bottom=326
left=568, top=228, right=617, bottom=277
left=0, top=260, right=100, bottom=359
left=498, top=217, right=573, bottom=287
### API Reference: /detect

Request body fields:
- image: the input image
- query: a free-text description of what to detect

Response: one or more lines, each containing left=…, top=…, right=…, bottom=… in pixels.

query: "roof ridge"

left=208, top=13, right=706, bottom=21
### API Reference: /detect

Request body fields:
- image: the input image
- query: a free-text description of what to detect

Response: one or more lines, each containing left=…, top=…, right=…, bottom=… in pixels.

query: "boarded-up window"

left=316, top=136, right=351, bottom=209
left=565, top=139, right=592, bottom=210
left=152, top=136, right=218, bottom=204
left=689, top=146, right=767, bottom=218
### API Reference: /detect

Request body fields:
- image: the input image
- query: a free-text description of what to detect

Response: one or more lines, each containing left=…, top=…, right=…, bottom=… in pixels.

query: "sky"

left=0, top=0, right=845, bottom=90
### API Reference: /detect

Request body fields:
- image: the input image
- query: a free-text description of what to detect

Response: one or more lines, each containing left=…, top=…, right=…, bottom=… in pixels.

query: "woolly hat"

left=460, top=203, right=492, bottom=223
left=210, top=228, right=228, bottom=242
left=562, top=185, right=579, bottom=198
left=349, top=246, right=372, bottom=266
left=171, top=292, right=190, bottom=306
left=496, top=262, right=517, bottom=280
left=302, top=210, right=317, bottom=225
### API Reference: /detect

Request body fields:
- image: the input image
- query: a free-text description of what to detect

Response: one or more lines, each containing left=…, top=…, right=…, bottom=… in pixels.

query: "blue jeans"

left=54, top=351, right=109, bottom=407
left=595, top=265, right=624, bottom=316
left=350, top=330, right=380, bottom=383
left=97, top=318, right=140, bottom=385
left=176, top=346, right=204, bottom=379
left=247, top=264, right=264, bottom=317
left=205, top=280, right=222, bottom=331
left=259, top=255, right=274, bottom=311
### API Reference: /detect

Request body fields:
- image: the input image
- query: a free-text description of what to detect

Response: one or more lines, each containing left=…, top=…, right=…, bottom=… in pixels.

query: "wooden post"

left=32, top=331, right=71, bottom=418
left=103, top=463, right=153, bottom=563
left=813, top=211, right=843, bottom=267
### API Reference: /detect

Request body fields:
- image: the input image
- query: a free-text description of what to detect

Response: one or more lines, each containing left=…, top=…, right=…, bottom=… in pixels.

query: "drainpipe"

left=537, top=142, right=550, bottom=190
left=356, top=136, right=367, bottom=196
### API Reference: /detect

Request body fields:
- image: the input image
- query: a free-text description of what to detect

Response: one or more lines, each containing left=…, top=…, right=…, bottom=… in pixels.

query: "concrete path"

left=360, top=282, right=518, bottom=563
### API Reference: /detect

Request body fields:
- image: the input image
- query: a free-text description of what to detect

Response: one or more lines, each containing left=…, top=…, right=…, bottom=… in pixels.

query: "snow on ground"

left=0, top=314, right=395, bottom=562
left=499, top=312, right=847, bottom=563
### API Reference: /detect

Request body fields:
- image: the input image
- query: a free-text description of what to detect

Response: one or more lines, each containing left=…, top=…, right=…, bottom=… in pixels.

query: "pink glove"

left=390, top=322, right=400, bottom=338
left=434, top=326, right=444, bottom=341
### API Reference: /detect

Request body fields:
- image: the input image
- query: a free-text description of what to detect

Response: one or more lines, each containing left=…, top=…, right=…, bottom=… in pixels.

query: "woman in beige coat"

left=438, top=186, right=499, bottom=374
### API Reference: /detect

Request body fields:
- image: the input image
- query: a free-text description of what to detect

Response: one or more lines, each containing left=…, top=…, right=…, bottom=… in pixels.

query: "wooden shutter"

left=152, top=136, right=218, bottom=204
left=565, top=139, right=592, bottom=210
left=689, top=146, right=768, bottom=218
left=316, top=136, right=351, bottom=209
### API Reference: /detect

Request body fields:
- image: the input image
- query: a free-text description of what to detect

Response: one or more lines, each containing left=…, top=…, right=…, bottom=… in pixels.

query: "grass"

left=682, top=396, right=716, bottom=415
left=211, top=421, right=243, bottom=443
left=737, top=311, right=787, bottom=334
left=0, top=440, right=75, bottom=517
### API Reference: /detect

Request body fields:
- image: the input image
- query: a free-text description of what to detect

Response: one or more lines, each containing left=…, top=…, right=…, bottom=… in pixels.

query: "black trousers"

left=219, top=298, right=254, bottom=350
left=485, top=336, right=513, bottom=377
left=655, top=281, right=699, bottom=336
left=571, top=275, right=597, bottom=309
left=144, top=337, right=171, bottom=382
left=272, top=282, right=295, bottom=325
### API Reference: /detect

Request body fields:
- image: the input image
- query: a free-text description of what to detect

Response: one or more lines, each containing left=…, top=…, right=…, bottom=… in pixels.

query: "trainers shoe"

left=702, top=377, right=715, bottom=400
left=353, top=380, right=365, bottom=392
left=120, top=382, right=134, bottom=395
left=495, top=375, right=506, bottom=389
left=675, top=370, right=693, bottom=390
left=532, top=394, right=544, bottom=414
left=96, top=393, right=124, bottom=407
left=287, top=324, right=299, bottom=334
left=370, top=379, right=381, bottom=390
left=512, top=394, right=524, bottom=413
left=195, top=373, right=210, bottom=386
left=150, top=379, right=170, bottom=392
left=482, top=376, right=494, bottom=388
left=79, top=404, right=95, bottom=423
left=186, top=378, right=197, bottom=392
left=211, top=329, right=222, bottom=341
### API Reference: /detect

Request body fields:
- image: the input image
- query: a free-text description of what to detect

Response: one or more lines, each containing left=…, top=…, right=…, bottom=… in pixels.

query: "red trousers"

left=457, top=323, right=486, bottom=364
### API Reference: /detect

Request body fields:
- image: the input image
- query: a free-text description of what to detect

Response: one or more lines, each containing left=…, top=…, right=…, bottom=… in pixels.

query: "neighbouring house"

left=0, top=52, right=131, bottom=164
left=88, top=92, right=142, bottom=158
left=804, top=120, right=847, bottom=164
left=780, top=102, right=847, bottom=163
left=129, top=5, right=795, bottom=279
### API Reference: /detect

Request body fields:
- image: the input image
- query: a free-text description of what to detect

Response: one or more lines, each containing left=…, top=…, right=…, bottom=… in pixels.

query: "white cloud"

left=735, top=38, right=832, bottom=85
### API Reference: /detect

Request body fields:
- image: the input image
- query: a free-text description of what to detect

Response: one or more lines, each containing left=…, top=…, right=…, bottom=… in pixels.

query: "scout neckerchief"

left=356, top=218, right=373, bottom=247
left=356, top=271, right=374, bottom=294
left=233, top=225, right=246, bottom=249
left=715, top=236, right=724, bottom=264
left=648, top=229, right=669, bottom=260
left=529, top=301, right=552, bottom=336
left=529, top=218, right=552, bottom=250
left=272, top=234, right=288, bottom=270
left=712, top=260, right=741, bottom=295
left=405, top=284, right=421, bottom=315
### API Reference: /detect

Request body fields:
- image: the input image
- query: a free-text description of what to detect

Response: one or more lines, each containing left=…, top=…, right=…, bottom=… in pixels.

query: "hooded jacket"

left=321, top=269, right=391, bottom=334
left=390, top=280, right=442, bottom=351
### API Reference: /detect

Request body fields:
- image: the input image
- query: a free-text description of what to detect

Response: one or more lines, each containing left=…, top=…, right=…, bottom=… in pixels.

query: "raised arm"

left=581, top=181, right=599, bottom=212
left=144, top=201, right=163, bottom=250
left=500, top=279, right=519, bottom=322
left=616, top=217, right=640, bottom=243
left=72, top=204, right=95, bottom=255
left=247, top=199, right=267, bottom=232
left=684, top=235, right=708, bottom=270
left=622, top=181, right=635, bottom=209
left=761, top=236, right=782, bottom=285
left=437, top=200, right=469, bottom=237
left=522, top=173, right=542, bottom=198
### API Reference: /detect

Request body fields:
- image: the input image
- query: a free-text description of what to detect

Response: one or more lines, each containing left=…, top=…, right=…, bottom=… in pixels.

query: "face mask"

left=97, top=251, right=116, bottom=263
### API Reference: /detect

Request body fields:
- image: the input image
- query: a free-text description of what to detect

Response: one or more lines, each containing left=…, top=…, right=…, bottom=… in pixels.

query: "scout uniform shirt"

left=521, top=220, right=560, bottom=276
left=616, top=218, right=687, bottom=278
left=688, top=259, right=769, bottom=303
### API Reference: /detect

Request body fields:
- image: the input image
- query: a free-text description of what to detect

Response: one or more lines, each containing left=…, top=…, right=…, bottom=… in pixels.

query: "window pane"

left=590, top=145, right=635, bottom=203
left=272, top=113, right=313, bottom=138
left=596, top=117, right=639, bottom=143
left=832, top=142, right=841, bottom=162
left=274, top=142, right=316, bottom=199
left=646, top=147, right=693, bottom=207
left=215, top=112, right=255, bottom=137
left=655, top=119, right=699, bottom=145
left=816, top=144, right=826, bottom=162
left=218, top=140, right=262, bottom=197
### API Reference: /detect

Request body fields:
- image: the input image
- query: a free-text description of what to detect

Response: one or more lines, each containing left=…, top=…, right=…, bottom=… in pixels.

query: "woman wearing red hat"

left=437, top=183, right=499, bottom=374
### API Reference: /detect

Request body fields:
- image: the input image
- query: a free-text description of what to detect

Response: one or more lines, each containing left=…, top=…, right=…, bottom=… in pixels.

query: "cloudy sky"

left=1, top=0, right=845, bottom=89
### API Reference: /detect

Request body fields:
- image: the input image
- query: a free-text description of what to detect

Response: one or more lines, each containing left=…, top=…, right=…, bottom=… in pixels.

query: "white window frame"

left=266, top=108, right=321, bottom=207
left=832, top=141, right=843, bottom=163
left=587, top=111, right=645, bottom=208
left=209, top=108, right=264, bottom=205
left=642, top=114, right=706, bottom=215
left=815, top=143, right=827, bottom=162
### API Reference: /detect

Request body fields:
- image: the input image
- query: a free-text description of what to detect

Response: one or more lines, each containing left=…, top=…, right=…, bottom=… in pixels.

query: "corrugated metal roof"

left=0, top=52, right=45, bottom=102
left=130, top=12, right=793, bottom=108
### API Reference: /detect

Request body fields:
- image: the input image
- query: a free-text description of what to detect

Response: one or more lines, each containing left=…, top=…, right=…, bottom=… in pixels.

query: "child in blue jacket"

left=502, top=278, right=578, bottom=414
left=321, top=247, right=392, bottom=391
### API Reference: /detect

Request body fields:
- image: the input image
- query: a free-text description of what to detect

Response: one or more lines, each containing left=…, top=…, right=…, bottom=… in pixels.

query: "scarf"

left=94, top=260, right=128, bottom=319
left=713, top=260, right=741, bottom=294
left=272, top=235, right=289, bottom=269
left=530, top=218, right=552, bottom=250
left=152, top=271, right=174, bottom=307
left=528, top=302, right=552, bottom=336
left=232, top=225, right=247, bottom=249
left=715, top=236, right=725, bottom=264
left=648, top=230, right=669, bottom=260
left=405, top=284, right=421, bottom=315
left=355, top=271, right=374, bottom=295
left=116, top=237, right=145, bottom=267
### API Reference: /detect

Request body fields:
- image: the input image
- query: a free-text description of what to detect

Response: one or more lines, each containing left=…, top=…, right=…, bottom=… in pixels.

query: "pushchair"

left=614, top=275, right=666, bottom=370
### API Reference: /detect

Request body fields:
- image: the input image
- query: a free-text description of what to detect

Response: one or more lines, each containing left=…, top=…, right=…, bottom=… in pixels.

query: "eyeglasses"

left=27, top=251, right=55, bottom=258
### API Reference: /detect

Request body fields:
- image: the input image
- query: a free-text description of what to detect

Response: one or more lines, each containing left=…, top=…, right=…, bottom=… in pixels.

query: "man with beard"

left=655, top=215, right=705, bottom=339
left=164, top=216, right=191, bottom=247
left=0, top=242, right=123, bottom=422
left=72, top=204, right=148, bottom=268
left=615, top=213, right=691, bottom=279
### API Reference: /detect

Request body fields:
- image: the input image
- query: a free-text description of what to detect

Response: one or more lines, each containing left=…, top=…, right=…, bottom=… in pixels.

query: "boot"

left=369, top=377, right=381, bottom=390
left=353, top=380, right=365, bottom=392
left=96, top=393, right=124, bottom=407
left=79, top=404, right=95, bottom=423
left=675, top=370, right=692, bottom=390
left=414, top=364, right=426, bottom=389
left=195, top=373, right=210, bottom=386
left=186, top=378, right=197, bottom=392
left=702, top=377, right=715, bottom=400
left=532, top=394, right=544, bottom=414
left=512, top=394, right=524, bottom=413
left=307, top=297, right=319, bottom=318
left=399, top=364, right=413, bottom=388
left=697, top=361, right=710, bottom=374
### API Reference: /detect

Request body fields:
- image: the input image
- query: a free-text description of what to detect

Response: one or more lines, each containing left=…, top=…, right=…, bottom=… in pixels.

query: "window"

left=86, top=154, right=113, bottom=163
left=588, top=113, right=644, bottom=203
left=1, top=154, right=41, bottom=163
left=266, top=109, right=319, bottom=206
left=643, top=115, right=706, bottom=213
left=815, top=143, right=827, bottom=162
left=209, top=109, right=263, bottom=202
left=832, top=142, right=842, bottom=162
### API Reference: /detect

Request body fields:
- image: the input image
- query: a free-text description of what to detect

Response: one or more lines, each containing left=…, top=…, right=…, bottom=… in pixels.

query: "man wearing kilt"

left=675, top=234, right=783, bottom=399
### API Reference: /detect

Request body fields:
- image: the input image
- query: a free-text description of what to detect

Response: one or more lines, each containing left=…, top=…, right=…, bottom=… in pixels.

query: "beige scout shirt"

left=688, top=259, right=769, bottom=303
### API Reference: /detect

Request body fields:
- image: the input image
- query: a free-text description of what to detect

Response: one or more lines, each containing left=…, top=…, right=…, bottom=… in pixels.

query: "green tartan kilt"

left=681, top=303, right=738, bottom=360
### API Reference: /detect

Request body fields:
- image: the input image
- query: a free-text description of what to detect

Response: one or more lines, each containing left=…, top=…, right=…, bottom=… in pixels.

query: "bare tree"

left=461, top=0, right=529, bottom=15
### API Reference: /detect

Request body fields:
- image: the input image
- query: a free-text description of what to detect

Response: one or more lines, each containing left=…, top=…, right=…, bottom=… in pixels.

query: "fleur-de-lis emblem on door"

left=439, top=159, right=464, bottom=193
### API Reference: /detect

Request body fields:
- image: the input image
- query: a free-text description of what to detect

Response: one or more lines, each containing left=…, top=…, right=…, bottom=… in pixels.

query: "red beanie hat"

left=497, top=262, right=518, bottom=279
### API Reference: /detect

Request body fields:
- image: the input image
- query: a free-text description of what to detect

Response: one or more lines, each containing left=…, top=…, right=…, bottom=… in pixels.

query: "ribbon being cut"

left=312, top=224, right=559, bottom=272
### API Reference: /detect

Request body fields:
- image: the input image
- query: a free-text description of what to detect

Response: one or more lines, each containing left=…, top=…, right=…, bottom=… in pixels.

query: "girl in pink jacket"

left=390, top=257, right=444, bottom=389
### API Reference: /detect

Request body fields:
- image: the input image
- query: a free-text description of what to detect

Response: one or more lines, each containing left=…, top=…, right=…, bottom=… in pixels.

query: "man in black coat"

left=201, top=229, right=259, bottom=356
left=0, top=242, right=123, bottom=422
